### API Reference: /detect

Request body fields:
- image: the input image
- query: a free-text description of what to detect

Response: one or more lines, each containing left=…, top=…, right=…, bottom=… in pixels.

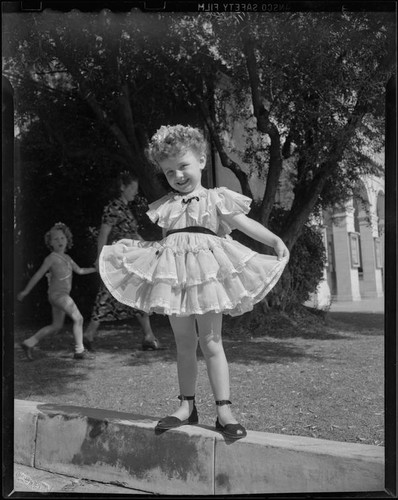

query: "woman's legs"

left=84, top=319, right=100, bottom=343
left=196, top=312, right=238, bottom=426
left=84, top=313, right=158, bottom=348
left=135, top=312, right=158, bottom=343
left=168, top=315, right=198, bottom=420
left=84, top=285, right=158, bottom=347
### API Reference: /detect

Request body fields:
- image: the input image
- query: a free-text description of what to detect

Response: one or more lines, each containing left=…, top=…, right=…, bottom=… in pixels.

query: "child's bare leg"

left=196, top=312, right=238, bottom=426
left=168, top=315, right=198, bottom=420
left=23, top=307, right=65, bottom=348
left=55, top=295, right=84, bottom=353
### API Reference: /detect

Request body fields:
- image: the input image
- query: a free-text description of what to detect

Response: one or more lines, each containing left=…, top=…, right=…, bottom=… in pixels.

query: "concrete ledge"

left=14, top=399, right=385, bottom=495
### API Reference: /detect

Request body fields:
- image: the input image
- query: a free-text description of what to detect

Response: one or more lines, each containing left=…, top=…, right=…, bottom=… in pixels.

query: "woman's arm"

left=95, top=223, right=112, bottom=269
left=222, top=213, right=290, bottom=260
left=17, top=255, right=53, bottom=301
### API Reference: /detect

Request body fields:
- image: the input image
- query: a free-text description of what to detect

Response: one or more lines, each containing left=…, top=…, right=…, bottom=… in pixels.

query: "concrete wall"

left=14, top=399, right=385, bottom=495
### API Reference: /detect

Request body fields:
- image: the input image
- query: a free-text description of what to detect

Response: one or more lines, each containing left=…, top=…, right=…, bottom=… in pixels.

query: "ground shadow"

left=14, top=311, right=383, bottom=402
left=326, top=312, right=384, bottom=335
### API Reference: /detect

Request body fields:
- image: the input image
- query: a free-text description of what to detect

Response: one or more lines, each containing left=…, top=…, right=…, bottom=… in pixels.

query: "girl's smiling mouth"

left=177, top=179, right=190, bottom=187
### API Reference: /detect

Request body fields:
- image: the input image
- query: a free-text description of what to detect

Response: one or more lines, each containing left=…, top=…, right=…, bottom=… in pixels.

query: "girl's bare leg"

left=168, top=315, right=198, bottom=420
left=52, top=295, right=84, bottom=353
left=196, top=312, right=238, bottom=426
left=23, top=306, right=65, bottom=347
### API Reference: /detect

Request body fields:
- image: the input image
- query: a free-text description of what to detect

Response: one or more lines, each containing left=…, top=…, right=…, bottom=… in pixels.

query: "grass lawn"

left=13, top=309, right=384, bottom=446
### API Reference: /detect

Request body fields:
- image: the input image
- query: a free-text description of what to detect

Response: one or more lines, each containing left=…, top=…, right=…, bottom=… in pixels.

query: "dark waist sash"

left=166, top=226, right=217, bottom=237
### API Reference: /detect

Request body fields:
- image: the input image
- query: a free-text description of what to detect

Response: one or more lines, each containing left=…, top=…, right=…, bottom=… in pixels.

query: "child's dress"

left=99, top=187, right=288, bottom=317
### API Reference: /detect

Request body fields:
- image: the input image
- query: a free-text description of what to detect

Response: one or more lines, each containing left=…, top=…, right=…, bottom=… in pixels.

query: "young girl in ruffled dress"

left=100, top=125, right=289, bottom=440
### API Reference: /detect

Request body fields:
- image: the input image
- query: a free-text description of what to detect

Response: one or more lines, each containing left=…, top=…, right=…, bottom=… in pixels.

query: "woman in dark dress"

left=83, top=171, right=161, bottom=351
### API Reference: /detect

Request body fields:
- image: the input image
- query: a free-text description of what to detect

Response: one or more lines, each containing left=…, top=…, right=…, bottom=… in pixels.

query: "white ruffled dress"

left=99, top=187, right=288, bottom=317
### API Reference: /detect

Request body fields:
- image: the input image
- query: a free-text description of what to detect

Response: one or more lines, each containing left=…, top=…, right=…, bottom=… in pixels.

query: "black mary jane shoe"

left=215, top=400, right=247, bottom=440
left=142, top=338, right=165, bottom=351
left=215, top=418, right=247, bottom=440
left=155, top=395, right=198, bottom=431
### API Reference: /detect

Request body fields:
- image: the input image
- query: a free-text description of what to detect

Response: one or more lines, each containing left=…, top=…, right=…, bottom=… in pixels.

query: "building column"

left=378, top=217, right=385, bottom=290
left=305, top=224, right=332, bottom=309
left=358, top=212, right=384, bottom=298
left=332, top=205, right=361, bottom=301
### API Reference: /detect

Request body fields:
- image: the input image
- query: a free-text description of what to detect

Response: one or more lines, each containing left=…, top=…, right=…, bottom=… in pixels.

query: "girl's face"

left=121, top=181, right=138, bottom=203
left=49, top=229, right=67, bottom=253
left=159, top=149, right=206, bottom=194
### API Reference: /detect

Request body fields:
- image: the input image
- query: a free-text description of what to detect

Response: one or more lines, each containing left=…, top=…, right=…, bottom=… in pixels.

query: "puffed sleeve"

left=214, top=187, right=252, bottom=216
left=212, top=187, right=252, bottom=235
left=146, top=194, right=179, bottom=228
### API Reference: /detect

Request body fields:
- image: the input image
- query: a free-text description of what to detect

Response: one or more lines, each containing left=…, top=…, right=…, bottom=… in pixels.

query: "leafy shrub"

left=268, top=208, right=327, bottom=311
left=232, top=205, right=326, bottom=312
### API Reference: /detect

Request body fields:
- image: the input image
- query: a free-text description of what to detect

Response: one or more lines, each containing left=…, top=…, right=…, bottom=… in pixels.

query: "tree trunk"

left=202, top=97, right=253, bottom=198
left=242, top=32, right=283, bottom=227
left=280, top=169, right=329, bottom=249
left=179, top=73, right=253, bottom=198
left=115, top=82, right=165, bottom=201
left=279, top=96, right=367, bottom=250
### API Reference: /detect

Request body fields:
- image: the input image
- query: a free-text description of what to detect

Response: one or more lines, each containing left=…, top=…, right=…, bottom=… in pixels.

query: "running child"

left=99, top=125, right=289, bottom=439
left=18, top=222, right=96, bottom=360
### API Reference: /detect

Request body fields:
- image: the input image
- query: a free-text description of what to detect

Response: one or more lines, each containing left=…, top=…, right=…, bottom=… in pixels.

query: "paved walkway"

left=13, top=463, right=151, bottom=495
left=328, top=297, right=384, bottom=313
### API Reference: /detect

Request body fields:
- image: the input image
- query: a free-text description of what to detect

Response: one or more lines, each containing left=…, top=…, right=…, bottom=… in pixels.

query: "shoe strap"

left=215, top=400, right=232, bottom=406
left=178, top=395, right=195, bottom=401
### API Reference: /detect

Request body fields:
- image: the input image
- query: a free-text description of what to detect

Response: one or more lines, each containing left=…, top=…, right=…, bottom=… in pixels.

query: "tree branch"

left=241, top=30, right=283, bottom=226
left=179, top=72, right=253, bottom=198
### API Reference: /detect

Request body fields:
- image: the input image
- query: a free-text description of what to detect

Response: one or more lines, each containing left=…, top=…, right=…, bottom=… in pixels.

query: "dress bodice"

left=147, top=187, right=252, bottom=236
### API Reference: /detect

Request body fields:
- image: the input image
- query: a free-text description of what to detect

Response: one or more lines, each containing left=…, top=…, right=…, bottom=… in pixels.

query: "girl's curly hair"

left=45, top=222, right=73, bottom=250
left=146, top=124, right=208, bottom=169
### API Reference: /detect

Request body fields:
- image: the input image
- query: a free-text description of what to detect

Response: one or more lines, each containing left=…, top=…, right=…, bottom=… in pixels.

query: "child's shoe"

left=215, top=400, right=247, bottom=440
left=155, top=395, right=198, bottom=431
left=73, top=350, right=95, bottom=360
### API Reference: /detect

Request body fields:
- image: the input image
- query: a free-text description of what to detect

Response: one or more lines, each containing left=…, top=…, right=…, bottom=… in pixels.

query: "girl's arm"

left=221, top=213, right=290, bottom=260
left=70, top=260, right=97, bottom=275
left=17, top=255, right=53, bottom=301
left=95, top=223, right=112, bottom=270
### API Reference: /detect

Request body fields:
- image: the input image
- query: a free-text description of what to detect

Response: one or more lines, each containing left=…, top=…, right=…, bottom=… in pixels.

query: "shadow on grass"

left=14, top=352, right=92, bottom=400
left=326, top=312, right=384, bottom=335
left=223, top=308, right=384, bottom=341
left=14, top=311, right=383, bottom=402
left=224, top=338, right=322, bottom=364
